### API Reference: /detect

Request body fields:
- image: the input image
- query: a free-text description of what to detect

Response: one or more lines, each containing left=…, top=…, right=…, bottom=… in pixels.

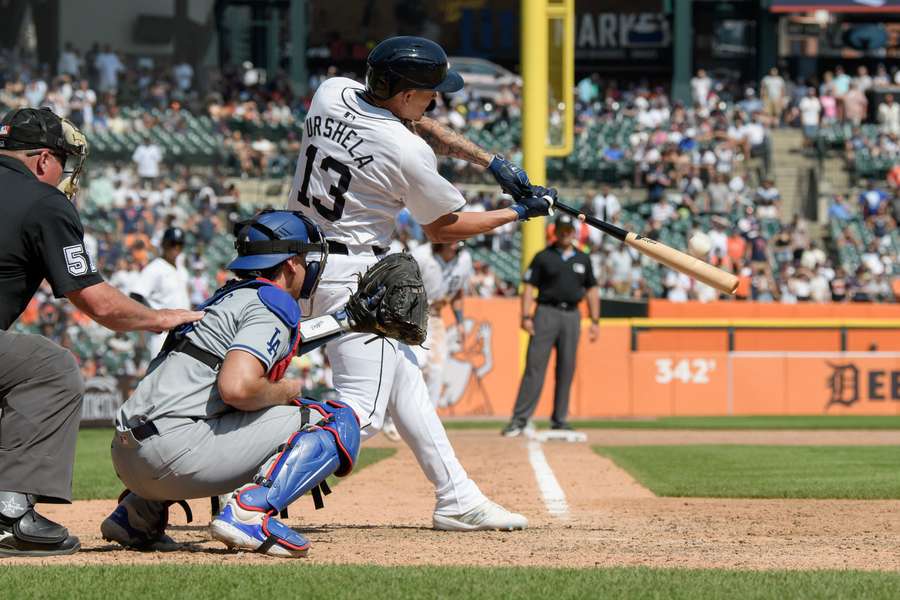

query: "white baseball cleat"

left=381, top=418, right=401, bottom=442
left=433, top=500, right=528, bottom=532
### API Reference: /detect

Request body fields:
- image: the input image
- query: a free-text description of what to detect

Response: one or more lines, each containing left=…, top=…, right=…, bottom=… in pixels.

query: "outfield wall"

left=437, top=299, right=900, bottom=419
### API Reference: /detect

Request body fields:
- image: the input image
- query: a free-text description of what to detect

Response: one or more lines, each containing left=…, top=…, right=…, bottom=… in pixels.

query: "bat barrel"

left=550, top=200, right=738, bottom=295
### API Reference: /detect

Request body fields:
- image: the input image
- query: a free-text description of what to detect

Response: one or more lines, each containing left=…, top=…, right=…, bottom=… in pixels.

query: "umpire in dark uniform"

left=0, top=108, right=202, bottom=557
left=502, top=214, right=599, bottom=437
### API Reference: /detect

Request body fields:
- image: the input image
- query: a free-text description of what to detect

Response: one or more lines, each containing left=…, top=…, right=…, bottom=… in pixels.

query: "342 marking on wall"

left=655, top=359, right=717, bottom=384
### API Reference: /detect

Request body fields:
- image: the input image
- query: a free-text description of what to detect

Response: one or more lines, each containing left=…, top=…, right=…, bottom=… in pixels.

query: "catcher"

left=101, top=210, right=425, bottom=557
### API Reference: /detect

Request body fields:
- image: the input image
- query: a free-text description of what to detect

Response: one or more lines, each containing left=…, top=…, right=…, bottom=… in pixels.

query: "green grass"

left=595, top=445, right=900, bottom=499
left=2, top=565, right=900, bottom=599
left=444, top=416, right=900, bottom=430
left=73, top=429, right=395, bottom=501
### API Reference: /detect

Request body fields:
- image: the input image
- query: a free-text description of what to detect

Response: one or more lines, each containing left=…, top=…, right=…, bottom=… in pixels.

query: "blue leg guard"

left=236, top=399, right=361, bottom=515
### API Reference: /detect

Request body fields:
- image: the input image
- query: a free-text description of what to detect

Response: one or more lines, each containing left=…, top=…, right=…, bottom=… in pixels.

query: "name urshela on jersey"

left=304, top=115, right=374, bottom=169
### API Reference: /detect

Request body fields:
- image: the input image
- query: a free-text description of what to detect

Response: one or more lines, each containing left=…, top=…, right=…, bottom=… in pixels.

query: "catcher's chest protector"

left=167, top=278, right=301, bottom=381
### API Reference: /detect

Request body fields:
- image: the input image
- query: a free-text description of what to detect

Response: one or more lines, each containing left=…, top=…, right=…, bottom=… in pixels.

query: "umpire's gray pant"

left=510, top=305, right=581, bottom=428
left=0, top=330, right=85, bottom=503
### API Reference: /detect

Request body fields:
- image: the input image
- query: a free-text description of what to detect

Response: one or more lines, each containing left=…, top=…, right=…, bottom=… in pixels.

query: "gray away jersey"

left=117, top=287, right=293, bottom=427
left=287, top=77, right=466, bottom=248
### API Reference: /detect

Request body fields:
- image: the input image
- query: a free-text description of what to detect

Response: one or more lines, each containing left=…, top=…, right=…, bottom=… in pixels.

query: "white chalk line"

left=526, top=439, right=569, bottom=519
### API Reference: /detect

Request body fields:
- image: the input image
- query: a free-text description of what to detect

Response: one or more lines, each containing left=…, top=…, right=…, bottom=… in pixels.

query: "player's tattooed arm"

left=405, top=116, right=493, bottom=167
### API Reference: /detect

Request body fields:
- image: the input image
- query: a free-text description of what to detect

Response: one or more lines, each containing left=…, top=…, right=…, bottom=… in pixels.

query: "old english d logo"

left=826, top=362, right=859, bottom=408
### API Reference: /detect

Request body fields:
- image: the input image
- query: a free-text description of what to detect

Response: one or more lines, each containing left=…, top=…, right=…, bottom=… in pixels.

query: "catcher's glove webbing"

left=345, top=253, right=428, bottom=346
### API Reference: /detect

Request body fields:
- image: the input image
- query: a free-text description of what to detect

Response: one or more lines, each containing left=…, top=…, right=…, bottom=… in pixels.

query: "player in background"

left=410, top=241, right=473, bottom=407
left=130, top=227, right=191, bottom=357
left=287, top=36, right=554, bottom=531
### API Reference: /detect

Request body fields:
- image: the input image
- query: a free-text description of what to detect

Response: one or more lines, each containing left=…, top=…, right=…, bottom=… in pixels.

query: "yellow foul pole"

left=519, top=0, right=549, bottom=371
left=520, top=0, right=548, bottom=274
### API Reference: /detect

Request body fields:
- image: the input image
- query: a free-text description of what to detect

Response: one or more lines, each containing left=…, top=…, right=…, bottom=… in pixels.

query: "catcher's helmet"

left=228, top=210, right=328, bottom=299
left=365, top=36, right=463, bottom=100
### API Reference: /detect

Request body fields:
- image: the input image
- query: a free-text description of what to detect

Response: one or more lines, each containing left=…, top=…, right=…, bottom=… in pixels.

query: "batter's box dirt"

left=6, top=430, right=899, bottom=570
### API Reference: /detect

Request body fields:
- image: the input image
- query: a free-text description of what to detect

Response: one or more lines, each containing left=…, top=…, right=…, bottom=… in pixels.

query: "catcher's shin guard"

left=236, top=399, right=360, bottom=516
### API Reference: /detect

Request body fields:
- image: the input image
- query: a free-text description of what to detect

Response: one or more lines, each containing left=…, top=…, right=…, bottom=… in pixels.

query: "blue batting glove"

left=488, top=155, right=532, bottom=200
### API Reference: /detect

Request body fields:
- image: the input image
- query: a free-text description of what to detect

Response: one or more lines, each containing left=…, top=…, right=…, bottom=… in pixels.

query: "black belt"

left=327, top=240, right=387, bottom=256
left=131, top=421, right=159, bottom=441
left=538, top=300, right=580, bottom=312
left=171, top=338, right=222, bottom=371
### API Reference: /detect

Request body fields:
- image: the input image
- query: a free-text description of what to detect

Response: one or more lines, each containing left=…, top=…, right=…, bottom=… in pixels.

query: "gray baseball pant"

left=110, top=404, right=322, bottom=502
left=509, top=305, right=582, bottom=428
left=0, top=330, right=85, bottom=503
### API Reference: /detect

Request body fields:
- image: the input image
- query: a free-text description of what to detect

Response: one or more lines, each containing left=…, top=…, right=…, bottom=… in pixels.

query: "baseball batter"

left=286, top=36, right=555, bottom=530
left=410, top=242, right=474, bottom=407
left=100, top=210, right=392, bottom=557
left=130, top=227, right=191, bottom=357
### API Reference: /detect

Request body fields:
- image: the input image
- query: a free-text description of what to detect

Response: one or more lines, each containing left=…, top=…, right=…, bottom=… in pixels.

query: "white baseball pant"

left=303, top=251, right=485, bottom=516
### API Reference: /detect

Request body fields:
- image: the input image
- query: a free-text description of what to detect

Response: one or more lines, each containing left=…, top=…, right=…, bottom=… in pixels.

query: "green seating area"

left=829, top=215, right=900, bottom=284
left=853, top=149, right=894, bottom=180
left=90, top=108, right=227, bottom=165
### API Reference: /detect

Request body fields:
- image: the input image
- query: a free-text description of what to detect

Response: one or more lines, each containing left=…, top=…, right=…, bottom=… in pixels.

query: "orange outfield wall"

left=435, top=299, right=900, bottom=419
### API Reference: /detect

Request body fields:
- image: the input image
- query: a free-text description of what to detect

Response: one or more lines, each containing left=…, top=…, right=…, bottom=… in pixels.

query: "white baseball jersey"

left=411, top=245, right=474, bottom=304
left=286, top=77, right=465, bottom=247
left=409, top=244, right=445, bottom=303
left=435, top=249, right=473, bottom=301
left=132, top=257, right=191, bottom=311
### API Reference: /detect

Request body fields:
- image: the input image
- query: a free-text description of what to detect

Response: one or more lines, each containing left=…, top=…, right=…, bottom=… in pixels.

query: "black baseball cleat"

left=501, top=423, right=524, bottom=438
left=550, top=423, right=574, bottom=431
left=0, top=491, right=80, bottom=557
left=0, top=511, right=81, bottom=557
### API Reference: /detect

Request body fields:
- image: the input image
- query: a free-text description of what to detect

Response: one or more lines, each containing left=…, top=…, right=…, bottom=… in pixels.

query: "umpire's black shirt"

left=0, top=155, right=102, bottom=329
left=523, top=245, right=597, bottom=307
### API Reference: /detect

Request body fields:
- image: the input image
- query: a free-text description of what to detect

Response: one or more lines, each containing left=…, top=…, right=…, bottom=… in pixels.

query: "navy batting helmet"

left=365, top=36, right=463, bottom=100
left=228, top=210, right=328, bottom=299
left=162, top=227, right=186, bottom=246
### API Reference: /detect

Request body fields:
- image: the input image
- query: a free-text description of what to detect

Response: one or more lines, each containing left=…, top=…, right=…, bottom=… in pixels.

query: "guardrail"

left=630, top=319, right=900, bottom=352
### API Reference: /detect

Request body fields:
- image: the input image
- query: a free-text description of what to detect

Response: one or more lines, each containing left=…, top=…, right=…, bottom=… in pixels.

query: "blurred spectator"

left=132, top=136, right=163, bottom=186
left=690, top=69, right=712, bottom=109
left=58, top=42, right=81, bottom=78
left=94, top=45, right=124, bottom=93
left=878, top=94, right=900, bottom=136
left=761, top=67, right=786, bottom=122
left=798, top=88, right=821, bottom=146
left=843, top=83, right=868, bottom=126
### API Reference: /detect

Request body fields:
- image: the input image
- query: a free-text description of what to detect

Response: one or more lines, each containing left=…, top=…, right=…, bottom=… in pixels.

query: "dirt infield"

left=6, top=429, right=900, bottom=570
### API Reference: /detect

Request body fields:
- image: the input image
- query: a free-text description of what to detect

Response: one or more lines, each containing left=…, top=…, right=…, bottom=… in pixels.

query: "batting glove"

left=488, top=155, right=532, bottom=200
left=510, top=186, right=557, bottom=221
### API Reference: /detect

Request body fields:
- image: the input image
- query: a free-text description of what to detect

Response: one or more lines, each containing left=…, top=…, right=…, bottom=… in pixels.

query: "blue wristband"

left=510, top=204, right=527, bottom=220
left=453, top=308, right=464, bottom=324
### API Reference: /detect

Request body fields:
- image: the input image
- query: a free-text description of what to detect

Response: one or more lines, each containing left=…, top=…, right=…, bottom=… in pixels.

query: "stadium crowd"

left=1, top=43, right=897, bottom=384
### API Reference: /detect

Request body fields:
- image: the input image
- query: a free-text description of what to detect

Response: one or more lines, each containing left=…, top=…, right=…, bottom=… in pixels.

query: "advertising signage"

left=770, top=0, right=900, bottom=12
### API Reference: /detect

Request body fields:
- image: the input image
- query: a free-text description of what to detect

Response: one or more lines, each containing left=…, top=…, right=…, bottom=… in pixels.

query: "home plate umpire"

left=0, top=107, right=202, bottom=557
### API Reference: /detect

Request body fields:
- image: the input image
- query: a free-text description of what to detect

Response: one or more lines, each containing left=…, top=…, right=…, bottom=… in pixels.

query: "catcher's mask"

left=229, top=209, right=328, bottom=299
left=0, top=107, right=88, bottom=199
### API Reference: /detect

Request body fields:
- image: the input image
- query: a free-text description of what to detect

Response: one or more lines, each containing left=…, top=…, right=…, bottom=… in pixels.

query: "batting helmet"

left=228, top=210, right=329, bottom=299
left=162, top=227, right=186, bottom=246
left=365, top=36, right=463, bottom=100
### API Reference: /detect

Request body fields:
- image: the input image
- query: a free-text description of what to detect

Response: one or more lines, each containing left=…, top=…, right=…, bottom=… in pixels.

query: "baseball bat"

left=553, top=200, right=739, bottom=295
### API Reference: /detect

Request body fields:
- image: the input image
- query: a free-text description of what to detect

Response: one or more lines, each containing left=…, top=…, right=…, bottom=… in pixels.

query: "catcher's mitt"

left=345, top=253, right=427, bottom=345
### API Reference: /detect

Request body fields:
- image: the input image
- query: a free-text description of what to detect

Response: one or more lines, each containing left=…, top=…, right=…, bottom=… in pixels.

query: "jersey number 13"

left=297, top=143, right=351, bottom=222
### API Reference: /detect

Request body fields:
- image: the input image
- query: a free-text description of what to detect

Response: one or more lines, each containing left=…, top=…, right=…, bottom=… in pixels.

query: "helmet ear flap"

left=365, top=65, right=391, bottom=100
